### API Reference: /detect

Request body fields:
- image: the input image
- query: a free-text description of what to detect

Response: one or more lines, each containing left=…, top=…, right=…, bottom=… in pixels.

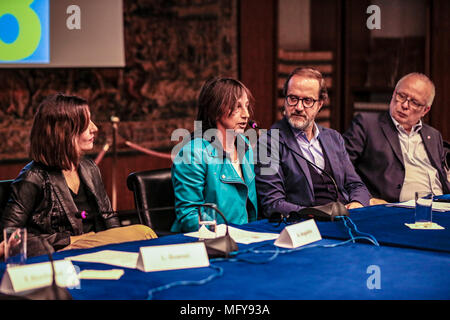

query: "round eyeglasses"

left=285, top=95, right=318, bottom=108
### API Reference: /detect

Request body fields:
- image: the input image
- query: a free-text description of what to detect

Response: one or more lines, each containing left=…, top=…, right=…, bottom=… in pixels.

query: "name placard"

left=136, top=242, right=210, bottom=272
left=0, top=260, right=80, bottom=294
left=274, top=219, right=322, bottom=248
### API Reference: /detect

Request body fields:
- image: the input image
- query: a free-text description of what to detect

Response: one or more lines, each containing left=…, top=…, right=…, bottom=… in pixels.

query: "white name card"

left=136, top=242, right=210, bottom=272
left=274, top=219, right=322, bottom=248
left=0, top=260, right=80, bottom=294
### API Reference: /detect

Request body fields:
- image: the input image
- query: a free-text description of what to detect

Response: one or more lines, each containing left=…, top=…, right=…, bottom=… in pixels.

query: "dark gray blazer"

left=255, top=117, right=371, bottom=218
left=343, top=112, right=450, bottom=202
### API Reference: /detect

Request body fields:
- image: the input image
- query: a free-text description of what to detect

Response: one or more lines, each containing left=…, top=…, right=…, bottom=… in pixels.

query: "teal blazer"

left=171, top=136, right=258, bottom=233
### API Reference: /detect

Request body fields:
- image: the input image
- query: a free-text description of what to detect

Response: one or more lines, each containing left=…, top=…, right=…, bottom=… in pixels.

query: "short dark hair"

left=196, top=77, right=254, bottom=132
left=29, top=93, right=90, bottom=170
left=282, top=67, right=328, bottom=102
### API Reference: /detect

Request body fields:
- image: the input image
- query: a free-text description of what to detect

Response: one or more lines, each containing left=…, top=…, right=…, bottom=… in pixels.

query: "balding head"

left=395, top=73, right=435, bottom=107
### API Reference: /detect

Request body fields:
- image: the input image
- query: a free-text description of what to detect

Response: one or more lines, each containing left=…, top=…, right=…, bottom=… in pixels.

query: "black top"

left=70, top=179, right=97, bottom=233
left=1, top=158, right=119, bottom=257
left=307, top=146, right=346, bottom=206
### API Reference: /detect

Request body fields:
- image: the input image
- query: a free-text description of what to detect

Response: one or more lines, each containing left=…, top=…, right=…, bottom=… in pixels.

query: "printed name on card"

left=274, top=219, right=322, bottom=248
left=136, top=242, right=210, bottom=272
left=0, top=260, right=79, bottom=294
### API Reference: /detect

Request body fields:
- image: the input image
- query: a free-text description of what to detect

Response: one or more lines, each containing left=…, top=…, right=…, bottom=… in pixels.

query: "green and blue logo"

left=0, top=0, right=49, bottom=63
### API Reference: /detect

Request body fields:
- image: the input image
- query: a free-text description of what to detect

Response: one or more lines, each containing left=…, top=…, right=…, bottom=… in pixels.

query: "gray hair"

left=395, top=73, right=435, bottom=106
left=282, top=67, right=328, bottom=103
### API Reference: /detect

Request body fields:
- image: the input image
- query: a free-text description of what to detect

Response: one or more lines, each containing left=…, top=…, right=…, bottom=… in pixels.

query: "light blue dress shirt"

left=290, top=123, right=325, bottom=173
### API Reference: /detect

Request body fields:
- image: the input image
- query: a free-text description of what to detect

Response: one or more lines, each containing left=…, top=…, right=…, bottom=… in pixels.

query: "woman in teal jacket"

left=171, top=77, right=258, bottom=232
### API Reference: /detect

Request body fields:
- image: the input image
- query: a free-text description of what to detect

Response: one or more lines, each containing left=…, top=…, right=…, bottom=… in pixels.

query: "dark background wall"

left=0, top=0, right=239, bottom=161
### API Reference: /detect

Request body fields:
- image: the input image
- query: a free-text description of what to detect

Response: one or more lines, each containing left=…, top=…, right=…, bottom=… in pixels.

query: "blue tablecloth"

left=245, top=201, right=450, bottom=253
left=1, top=199, right=449, bottom=300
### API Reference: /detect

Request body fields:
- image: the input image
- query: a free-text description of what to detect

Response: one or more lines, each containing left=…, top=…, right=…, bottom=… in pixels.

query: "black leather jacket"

left=1, top=158, right=120, bottom=255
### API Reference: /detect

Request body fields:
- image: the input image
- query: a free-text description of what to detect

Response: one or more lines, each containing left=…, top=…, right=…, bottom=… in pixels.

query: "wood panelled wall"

left=97, top=153, right=172, bottom=212
left=310, top=0, right=449, bottom=139
left=310, top=0, right=343, bottom=131
left=239, top=0, right=278, bottom=130
left=430, top=0, right=450, bottom=141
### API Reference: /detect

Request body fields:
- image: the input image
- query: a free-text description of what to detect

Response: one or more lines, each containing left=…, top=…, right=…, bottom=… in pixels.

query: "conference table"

left=1, top=196, right=449, bottom=303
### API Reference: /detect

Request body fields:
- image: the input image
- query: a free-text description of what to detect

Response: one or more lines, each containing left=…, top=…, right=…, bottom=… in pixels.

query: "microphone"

left=76, top=210, right=89, bottom=219
left=185, top=203, right=238, bottom=258
left=26, top=236, right=73, bottom=300
left=264, top=132, right=349, bottom=222
left=248, top=119, right=259, bottom=129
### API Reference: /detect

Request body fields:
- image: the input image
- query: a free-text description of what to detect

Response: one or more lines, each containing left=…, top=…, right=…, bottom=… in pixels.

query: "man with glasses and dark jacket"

left=255, top=67, right=371, bottom=218
left=343, top=73, right=450, bottom=204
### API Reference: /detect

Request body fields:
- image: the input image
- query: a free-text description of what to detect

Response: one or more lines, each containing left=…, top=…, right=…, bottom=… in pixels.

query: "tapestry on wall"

left=0, top=0, right=238, bottom=161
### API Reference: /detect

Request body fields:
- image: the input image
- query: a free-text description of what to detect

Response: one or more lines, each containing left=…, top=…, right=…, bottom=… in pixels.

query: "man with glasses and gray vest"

left=343, top=73, right=450, bottom=204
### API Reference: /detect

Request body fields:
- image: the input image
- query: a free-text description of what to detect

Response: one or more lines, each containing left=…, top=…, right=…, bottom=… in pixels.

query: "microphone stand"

left=264, top=131, right=349, bottom=221
left=21, top=237, right=73, bottom=300
left=185, top=203, right=238, bottom=258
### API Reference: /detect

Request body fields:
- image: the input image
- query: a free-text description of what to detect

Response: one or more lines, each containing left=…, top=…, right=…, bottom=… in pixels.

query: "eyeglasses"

left=285, top=95, right=318, bottom=108
left=395, top=92, right=427, bottom=110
